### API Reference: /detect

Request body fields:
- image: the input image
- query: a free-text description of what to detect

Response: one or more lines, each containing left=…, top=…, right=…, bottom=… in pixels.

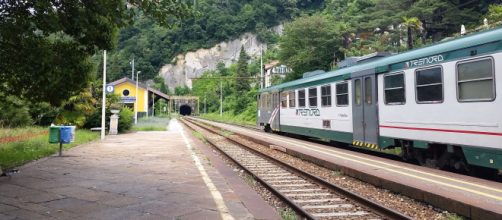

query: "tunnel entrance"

left=179, top=105, right=192, bottom=116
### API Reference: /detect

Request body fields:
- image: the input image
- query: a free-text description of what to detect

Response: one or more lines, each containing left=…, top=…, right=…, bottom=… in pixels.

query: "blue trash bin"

left=60, top=126, right=72, bottom=144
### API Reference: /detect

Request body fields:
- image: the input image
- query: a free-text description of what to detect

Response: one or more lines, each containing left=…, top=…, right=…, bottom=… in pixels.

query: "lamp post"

left=101, top=50, right=107, bottom=140
left=134, top=71, right=141, bottom=124
left=130, top=58, right=135, bottom=80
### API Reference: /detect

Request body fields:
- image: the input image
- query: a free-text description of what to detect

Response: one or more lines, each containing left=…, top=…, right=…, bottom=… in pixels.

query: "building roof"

left=264, top=60, right=280, bottom=70
left=109, top=77, right=170, bottom=100
left=261, top=26, right=502, bottom=93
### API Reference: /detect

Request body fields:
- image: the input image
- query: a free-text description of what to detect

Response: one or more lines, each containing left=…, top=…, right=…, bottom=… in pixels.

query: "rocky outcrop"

left=159, top=25, right=283, bottom=90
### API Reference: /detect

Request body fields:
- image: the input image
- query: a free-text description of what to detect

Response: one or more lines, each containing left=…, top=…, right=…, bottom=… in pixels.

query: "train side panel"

left=378, top=52, right=502, bottom=169
left=279, top=81, right=353, bottom=144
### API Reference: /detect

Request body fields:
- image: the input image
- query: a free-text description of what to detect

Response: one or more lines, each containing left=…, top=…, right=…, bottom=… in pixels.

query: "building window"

left=321, top=85, right=331, bottom=107
left=298, top=89, right=306, bottom=107
left=308, top=87, right=317, bottom=107
left=281, top=92, right=288, bottom=108
left=416, top=66, right=443, bottom=103
left=289, top=91, right=296, bottom=108
left=457, top=58, right=495, bottom=101
left=354, top=79, right=362, bottom=106
left=336, top=82, right=349, bottom=106
left=323, top=120, right=331, bottom=128
left=384, top=73, right=405, bottom=104
left=122, top=89, right=130, bottom=96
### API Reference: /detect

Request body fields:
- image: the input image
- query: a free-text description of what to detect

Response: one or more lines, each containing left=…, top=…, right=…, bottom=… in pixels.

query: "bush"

left=29, top=102, right=58, bottom=126
left=118, top=107, right=134, bottom=133
left=0, top=94, right=32, bottom=127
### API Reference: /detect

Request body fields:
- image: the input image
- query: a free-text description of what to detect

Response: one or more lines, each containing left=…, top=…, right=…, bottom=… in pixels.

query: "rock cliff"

left=159, top=25, right=283, bottom=90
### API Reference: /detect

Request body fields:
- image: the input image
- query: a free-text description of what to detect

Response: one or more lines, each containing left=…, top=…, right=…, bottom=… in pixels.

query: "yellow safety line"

left=205, top=120, right=502, bottom=196
left=272, top=134, right=502, bottom=196
left=273, top=137, right=502, bottom=194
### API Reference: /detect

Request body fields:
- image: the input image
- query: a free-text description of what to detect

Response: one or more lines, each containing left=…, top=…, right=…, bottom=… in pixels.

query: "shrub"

left=0, top=94, right=32, bottom=127
left=29, top=102, right=58, bottom=126
left=118, top=107, right=134, bottom=133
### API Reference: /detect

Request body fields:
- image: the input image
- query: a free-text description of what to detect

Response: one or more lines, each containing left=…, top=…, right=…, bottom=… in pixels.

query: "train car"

left=257, top=27, right=502, bottom=174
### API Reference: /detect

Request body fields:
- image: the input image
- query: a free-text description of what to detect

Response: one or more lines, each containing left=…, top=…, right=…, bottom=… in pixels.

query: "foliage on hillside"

left=278, top=0, right=502, bottom=81
left=104, top=0, right=324, bottom=81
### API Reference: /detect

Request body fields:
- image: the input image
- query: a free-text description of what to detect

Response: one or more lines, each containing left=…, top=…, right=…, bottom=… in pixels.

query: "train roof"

left=260, top=26, right=502, bottom=93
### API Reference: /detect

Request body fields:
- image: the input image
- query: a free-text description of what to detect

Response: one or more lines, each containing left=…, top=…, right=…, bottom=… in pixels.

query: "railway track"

left=181, top=117, right=411, bottom=220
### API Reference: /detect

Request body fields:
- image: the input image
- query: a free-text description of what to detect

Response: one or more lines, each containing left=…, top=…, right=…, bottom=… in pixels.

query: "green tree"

left=487, top=4, right=502, bottom=24
left=279, top=14, right=340, bottom=81
left=174, top=86, right=191, bottom=96
left=234, top=46, right=251, bottom=114
left=0, top=0, right=193, bottom=105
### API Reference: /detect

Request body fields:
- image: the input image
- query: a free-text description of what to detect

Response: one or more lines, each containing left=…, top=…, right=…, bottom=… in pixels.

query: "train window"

left=355, top=79, right=362, bottom=106
left=415, top=66, right=443, bottom=103
left=309, top=87, right=318, bottom=107
left=321, top=85, right=332, bottom=107
left=298, top=89, right=306, bottom=107
left=364, top=77, right=372, bottom=105
left=266, top=94, right=271, bottom=108
left=457, top=58, right=495, bottom=101
left=289, top=91, right=296, bottom=108
left=336, top=82, right=349, bottom=106
left=384, top=73, right=405, bottom=105
left=281, top=93, right=288, bottom=108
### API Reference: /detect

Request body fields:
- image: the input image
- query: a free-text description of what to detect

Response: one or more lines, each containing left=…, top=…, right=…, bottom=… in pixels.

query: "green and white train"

left=258, top=27, right=502, bottom=175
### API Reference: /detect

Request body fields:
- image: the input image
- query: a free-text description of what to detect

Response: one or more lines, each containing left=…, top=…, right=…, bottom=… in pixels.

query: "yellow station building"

left=108, top=77, right=170, bottom=117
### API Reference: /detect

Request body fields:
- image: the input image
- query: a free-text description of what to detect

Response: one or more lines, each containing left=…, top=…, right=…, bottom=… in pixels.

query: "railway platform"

left=192, top=117, right=502, bottom=220
left=0, top=119, right=279, bottom=220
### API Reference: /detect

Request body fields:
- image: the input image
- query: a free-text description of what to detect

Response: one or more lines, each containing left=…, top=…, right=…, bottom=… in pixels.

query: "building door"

left=352, top=72, right=379, bottom=147
left=270, top=91, right=281, bottom=131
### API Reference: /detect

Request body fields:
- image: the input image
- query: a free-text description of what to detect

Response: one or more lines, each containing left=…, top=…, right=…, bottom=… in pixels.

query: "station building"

left=108, top=77, right=200, bottom=116
left=108, top=77, right=171, bottom=117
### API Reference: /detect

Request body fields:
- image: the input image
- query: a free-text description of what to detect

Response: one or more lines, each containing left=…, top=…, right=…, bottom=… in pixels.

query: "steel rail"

left=181, top=118, right=317, bottom=220
left=182, top=117, right=412, bottom=220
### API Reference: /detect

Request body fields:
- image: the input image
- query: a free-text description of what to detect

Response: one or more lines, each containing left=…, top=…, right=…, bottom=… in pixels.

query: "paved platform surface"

left=0, top=119, right=278, bottom=220
left=193, top=118, right=502, bottom=220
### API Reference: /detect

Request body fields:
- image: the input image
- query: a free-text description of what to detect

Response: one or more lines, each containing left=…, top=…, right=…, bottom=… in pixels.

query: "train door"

left=270, top=91, right=281, bottom=131
left=352, top=70, right=379, bottom=148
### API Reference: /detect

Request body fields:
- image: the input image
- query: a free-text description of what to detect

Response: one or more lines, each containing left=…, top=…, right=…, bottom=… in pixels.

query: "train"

left=257, top=27, right=502, bottom=176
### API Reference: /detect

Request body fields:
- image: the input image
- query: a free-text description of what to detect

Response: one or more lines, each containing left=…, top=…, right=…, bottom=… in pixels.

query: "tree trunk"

left=407, top=26, right=413, bottom=49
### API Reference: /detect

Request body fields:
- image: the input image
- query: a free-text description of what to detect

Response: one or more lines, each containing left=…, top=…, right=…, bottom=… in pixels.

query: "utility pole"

left=260, top=45, right=264, bottom=89
left=152, top=93, right=155, bottom=117
left=220, top=80, right=223, bottom=116
left=130, top=58, right=135, bottom=80
left=189, top=76, right=258, bottom=117
left=134, top=71, right=140, bottom=124
left=101, top=50, right=107, bottom=140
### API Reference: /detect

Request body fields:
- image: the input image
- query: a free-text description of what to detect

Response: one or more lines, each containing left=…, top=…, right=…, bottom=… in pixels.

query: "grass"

left=0, top=126, right=47, bottom=139
left=192, top=131, right=207, bottom=143
left=131, top=116, right=170, bottom=131
left=0, top=127, right=99, bottom=170
left=279, top=208, right=298, bottom=220
left=199, top=112, right=256, bottom=127
left=443, top=213, right=464, bottom=220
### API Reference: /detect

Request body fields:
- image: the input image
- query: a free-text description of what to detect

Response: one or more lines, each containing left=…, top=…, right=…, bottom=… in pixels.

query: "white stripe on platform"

left=176, top=120, right=234, bottom=220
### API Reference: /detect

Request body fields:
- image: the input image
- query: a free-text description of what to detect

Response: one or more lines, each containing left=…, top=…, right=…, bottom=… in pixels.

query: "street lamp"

left=134, top=71, right=141, bottom=124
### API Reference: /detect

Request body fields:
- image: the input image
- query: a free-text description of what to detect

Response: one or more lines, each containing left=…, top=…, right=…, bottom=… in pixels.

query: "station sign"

left=121, top=96, right=136, bottom=103
left=105, top=85, right=115, bottom=94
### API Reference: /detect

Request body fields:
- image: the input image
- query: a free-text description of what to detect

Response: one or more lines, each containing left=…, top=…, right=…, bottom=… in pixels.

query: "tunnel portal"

left=179, top=105, right=192, bottom=116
